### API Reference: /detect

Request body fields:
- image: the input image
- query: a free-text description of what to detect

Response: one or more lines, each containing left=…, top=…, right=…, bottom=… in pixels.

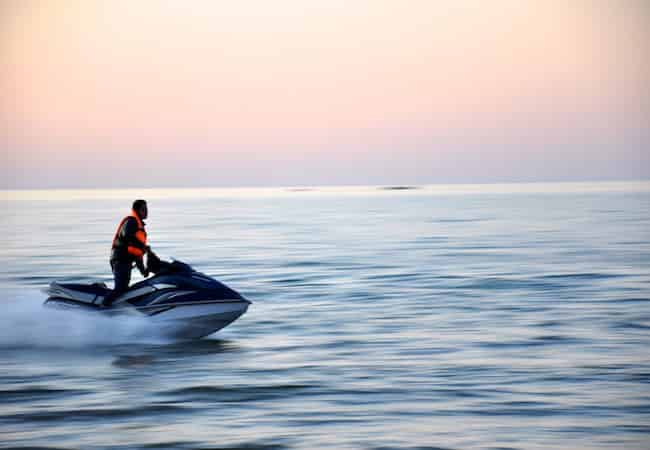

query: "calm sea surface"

left=1, top=182, right=649, bottom=450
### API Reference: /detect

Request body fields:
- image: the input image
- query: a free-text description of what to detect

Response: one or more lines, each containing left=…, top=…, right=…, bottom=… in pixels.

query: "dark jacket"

left=111, top=216, right=147, bottom=274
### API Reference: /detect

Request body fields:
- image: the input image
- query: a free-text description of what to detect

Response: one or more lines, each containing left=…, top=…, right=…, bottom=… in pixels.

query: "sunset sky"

left=1, top=0, right=648, bottom=189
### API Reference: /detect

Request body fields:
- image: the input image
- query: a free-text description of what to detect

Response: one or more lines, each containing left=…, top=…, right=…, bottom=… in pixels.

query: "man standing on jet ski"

left=102, top=199, right=151, bottom=307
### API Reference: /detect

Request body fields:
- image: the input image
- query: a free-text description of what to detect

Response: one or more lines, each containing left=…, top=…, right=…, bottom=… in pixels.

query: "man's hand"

left=142, top=269, right=150, bottom=278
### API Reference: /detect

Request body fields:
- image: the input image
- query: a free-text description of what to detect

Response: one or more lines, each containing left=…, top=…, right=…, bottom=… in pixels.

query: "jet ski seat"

left=48, top=281, right=112, bottom=305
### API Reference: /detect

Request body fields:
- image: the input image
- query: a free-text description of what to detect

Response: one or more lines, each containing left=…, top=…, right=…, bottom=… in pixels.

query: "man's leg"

left=103, top=260, right=132, bottom=306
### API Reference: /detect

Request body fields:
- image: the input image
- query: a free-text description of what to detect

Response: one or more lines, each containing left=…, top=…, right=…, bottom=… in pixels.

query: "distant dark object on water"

left=379, top=186, right=419, bottom=191
left=286, top=187, right=314, bottom=192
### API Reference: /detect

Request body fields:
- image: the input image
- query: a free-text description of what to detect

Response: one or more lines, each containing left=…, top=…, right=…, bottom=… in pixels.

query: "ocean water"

left=1, top=182, right=649, bottom=450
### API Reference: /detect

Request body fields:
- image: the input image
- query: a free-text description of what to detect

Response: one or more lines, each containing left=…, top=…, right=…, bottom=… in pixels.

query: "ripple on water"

left=158, top=383, right=317, bottom=403
left=0, top=386, right=90, bottom=403
left=1, top=404, right=188, bottom=424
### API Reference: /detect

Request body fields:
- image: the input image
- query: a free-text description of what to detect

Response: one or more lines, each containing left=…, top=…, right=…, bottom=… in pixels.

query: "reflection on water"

left=1, top=182, right=649, bottom=449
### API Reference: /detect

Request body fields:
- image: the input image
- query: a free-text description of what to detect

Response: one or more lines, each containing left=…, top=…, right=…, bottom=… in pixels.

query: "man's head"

left=132, top=199, right=148, bottom=220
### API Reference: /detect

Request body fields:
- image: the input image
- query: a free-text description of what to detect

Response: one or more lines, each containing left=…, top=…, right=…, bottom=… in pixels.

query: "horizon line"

left=2, top=178, right=650, bottom=193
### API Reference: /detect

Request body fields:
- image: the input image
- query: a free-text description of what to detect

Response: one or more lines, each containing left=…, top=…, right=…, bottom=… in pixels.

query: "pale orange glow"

left=1, top=0, right=648, bottom=187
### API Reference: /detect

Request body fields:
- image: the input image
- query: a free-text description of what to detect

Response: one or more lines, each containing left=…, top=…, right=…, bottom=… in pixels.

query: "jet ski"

left=44, top=258, right=250, bottom=339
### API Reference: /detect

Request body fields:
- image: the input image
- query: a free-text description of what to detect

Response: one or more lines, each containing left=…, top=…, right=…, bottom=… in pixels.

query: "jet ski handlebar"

left=146, top=250, right=193, bottom=275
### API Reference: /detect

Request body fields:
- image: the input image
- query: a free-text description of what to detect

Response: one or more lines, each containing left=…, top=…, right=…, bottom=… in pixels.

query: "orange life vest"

left=112, top=209, right=147, bottom=258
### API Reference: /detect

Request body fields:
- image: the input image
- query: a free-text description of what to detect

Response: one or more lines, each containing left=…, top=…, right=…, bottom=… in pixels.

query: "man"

left=102, top=199, right=150, bottom=306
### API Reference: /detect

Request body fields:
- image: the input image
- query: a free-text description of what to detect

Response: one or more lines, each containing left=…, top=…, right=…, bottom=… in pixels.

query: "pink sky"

left=1, top=0, right=648, bottom=188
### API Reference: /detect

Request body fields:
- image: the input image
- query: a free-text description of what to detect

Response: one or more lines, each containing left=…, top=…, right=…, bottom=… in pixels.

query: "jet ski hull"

left=150, top=301, right=250, bottom=339
left=44, top=297, right=250, bottom=339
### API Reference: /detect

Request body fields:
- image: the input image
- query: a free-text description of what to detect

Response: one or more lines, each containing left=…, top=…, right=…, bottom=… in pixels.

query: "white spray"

left=0, top=289, right=169, bottom=349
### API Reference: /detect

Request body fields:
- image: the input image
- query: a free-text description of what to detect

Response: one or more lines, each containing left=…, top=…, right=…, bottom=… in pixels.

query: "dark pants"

left=103, top=259, right=132, bottom=306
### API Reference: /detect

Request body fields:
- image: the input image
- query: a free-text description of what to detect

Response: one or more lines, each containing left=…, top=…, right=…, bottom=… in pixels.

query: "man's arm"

left=120, top=217, right=147, bottom=252
left=120, top=218, right=149, bottom=276
left=135, top=256, right=148, bottom=277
